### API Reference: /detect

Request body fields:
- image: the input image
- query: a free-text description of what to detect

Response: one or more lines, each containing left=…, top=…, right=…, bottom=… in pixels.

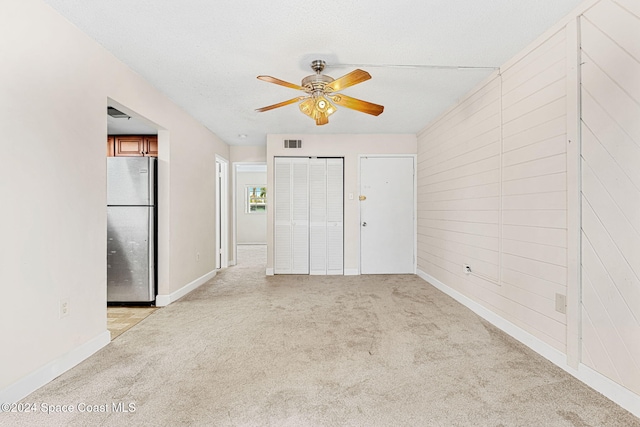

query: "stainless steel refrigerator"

left=107, top=156, right=157, bottom=303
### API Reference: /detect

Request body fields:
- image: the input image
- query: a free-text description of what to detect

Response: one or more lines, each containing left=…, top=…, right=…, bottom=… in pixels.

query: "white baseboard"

left=266, top=268, right=356, bottom=276
left=416, top=269, right=640, bottom=419
left=577, top=363, right=640, bottom=419
left=155, top=270, right=216, bottom=307
left=416, top=270, right=567, bottom=366
left=0, top=331, right=110, bottom=404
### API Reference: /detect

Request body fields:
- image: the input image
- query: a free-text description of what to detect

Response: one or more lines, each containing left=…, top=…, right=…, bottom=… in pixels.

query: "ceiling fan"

left=256, top=60, right=384, bottom=126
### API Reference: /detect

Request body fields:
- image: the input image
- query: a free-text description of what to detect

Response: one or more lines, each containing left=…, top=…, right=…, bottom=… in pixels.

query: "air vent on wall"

left=284, top=139, right=302, bottom=148
left=107, top=107, right=130, bottom=119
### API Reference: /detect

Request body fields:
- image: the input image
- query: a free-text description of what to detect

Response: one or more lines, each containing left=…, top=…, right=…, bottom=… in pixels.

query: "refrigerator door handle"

left=148, top=157, right=156, bottom=207
left=148, top=207, right=156, bottom=301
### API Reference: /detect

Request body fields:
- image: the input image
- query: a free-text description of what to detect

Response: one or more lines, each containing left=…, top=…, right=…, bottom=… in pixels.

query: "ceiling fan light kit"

left=256, top=60, right=384, bottom=126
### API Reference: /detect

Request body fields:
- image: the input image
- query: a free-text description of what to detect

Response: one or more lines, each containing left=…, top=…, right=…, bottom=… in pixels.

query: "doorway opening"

left=106, top=99, right=164, bottom=340
left=232, top=162, right=267, bottom=267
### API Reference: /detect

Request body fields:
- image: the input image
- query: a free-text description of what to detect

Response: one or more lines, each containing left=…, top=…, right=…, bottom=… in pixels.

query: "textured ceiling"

left=42, top=0, right=584, bottom=146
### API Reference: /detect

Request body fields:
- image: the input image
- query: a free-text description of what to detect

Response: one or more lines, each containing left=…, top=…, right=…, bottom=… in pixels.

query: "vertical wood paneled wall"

left=580, top=0, right=640, bottom=395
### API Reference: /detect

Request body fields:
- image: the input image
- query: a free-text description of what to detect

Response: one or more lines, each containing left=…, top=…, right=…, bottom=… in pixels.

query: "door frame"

left=357, top=154, right=417, bottom=275
left=106, top=98, right=168, bottom=300
left=231, top=162, right=267, bottom=266
left=215, top=155, right=229, bottom=269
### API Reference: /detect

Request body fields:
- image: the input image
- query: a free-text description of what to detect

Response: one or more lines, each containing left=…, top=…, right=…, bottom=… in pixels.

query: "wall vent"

left=284, top=139, right=302, bottom=149
left=107, top=106, right=130, bottom=119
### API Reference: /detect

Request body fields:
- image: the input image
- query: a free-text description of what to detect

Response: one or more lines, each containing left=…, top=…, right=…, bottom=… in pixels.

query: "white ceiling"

left=43, top=0, right=584, bottom=146
left=107, top=114, right=158, bottom=135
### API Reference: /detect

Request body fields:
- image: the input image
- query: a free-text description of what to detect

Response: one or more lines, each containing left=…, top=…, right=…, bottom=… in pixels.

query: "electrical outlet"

left=60, top=298, right=69, bottom=318
left=555, top=294, right=567, bottom=314
left=463, top=264, right=471, bottom=274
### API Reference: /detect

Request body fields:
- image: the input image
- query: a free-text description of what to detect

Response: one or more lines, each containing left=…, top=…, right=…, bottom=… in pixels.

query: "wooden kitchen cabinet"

left=144, top=136, right=158, bottom=157
left=109, top=135, right=158, bottom=157
left=107, top=136, right=115, bottom=157
left=114, top=136, right=145, bottom=156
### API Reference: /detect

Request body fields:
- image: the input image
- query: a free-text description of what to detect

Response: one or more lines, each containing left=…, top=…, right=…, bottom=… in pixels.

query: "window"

left=246, top=186, right=266, bottom=213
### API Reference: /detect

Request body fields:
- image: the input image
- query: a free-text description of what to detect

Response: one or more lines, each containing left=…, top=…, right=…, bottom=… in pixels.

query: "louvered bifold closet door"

left=274, top=157, right=310, bottom=274
left=290, top=158, right=310, bottom=274
left=309, top=159, right=328, bottom=275
left=274, top=158, right=292, bottom=273
left=326, top=158, right=343, bottom=275
left=275, top=157, right=342, bottom=275
left=308, top=158, right=344, bottom=275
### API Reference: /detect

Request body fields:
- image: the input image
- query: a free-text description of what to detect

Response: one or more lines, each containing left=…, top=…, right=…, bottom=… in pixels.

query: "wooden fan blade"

left=256, top=96, right=305, bottom=112
left=257, top=75, right=305, bottom=91
left=328, top=94, right=384, bottom=116
left=324, top=69, right=371, bottom=92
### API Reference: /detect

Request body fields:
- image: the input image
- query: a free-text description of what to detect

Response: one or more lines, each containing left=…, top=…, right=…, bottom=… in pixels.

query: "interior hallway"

left=2, top=245, right=638, bottom=426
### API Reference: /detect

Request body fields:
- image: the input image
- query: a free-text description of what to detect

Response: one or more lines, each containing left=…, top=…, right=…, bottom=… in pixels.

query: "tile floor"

left=107, top=306, right=158, bottom=340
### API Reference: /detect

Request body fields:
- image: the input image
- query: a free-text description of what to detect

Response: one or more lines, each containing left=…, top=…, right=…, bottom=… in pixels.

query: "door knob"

left=362, top=222, right=367, bottom=227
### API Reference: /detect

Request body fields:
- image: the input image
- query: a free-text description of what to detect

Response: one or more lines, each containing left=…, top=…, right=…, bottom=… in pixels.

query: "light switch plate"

left=60, top=298, right=69, bottom=318
left=555, top=293, right=566, bottom=314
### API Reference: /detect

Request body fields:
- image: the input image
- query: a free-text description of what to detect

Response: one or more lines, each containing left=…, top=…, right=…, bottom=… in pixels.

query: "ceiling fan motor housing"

left=310, top=59, right=326, bottom=73
left=301, top=73, right=334, bottom=94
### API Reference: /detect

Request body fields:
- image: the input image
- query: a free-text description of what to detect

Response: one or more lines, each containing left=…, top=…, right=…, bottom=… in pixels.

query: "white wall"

left=266, top=134, right=417, bottom=274
left=230, top=145, right=267, bottom=164
left=236, top=171, right=267, bottom=244
left=418, top=29, right=569, bottom=351
left=416, top=0, right=640, bottom=416
left=0, top=0, right=229, bottom=401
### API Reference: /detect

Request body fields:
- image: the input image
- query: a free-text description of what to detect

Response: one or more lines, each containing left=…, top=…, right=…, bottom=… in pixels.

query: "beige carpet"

left=3, top=244, right=638, bottom=426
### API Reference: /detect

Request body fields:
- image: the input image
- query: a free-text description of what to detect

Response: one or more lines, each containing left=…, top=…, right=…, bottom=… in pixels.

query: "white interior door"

left=215, top=160, right=222, bottom=269
left=309, top=159, right=328, bottom=275
left=326, top=158, right=344, bottom=275
left=274, top=157, right=309, bottom=274
left=215, top=157, right=229, bottom=269
left=275, top=157, right=342, bottom=275
left=309, top=158, right=344, bottom=275
left=274, top=158, right=292, bottom=273
left=360, top=156, right=414, bottom=274
left=290, top=159, right=310, bottom=274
